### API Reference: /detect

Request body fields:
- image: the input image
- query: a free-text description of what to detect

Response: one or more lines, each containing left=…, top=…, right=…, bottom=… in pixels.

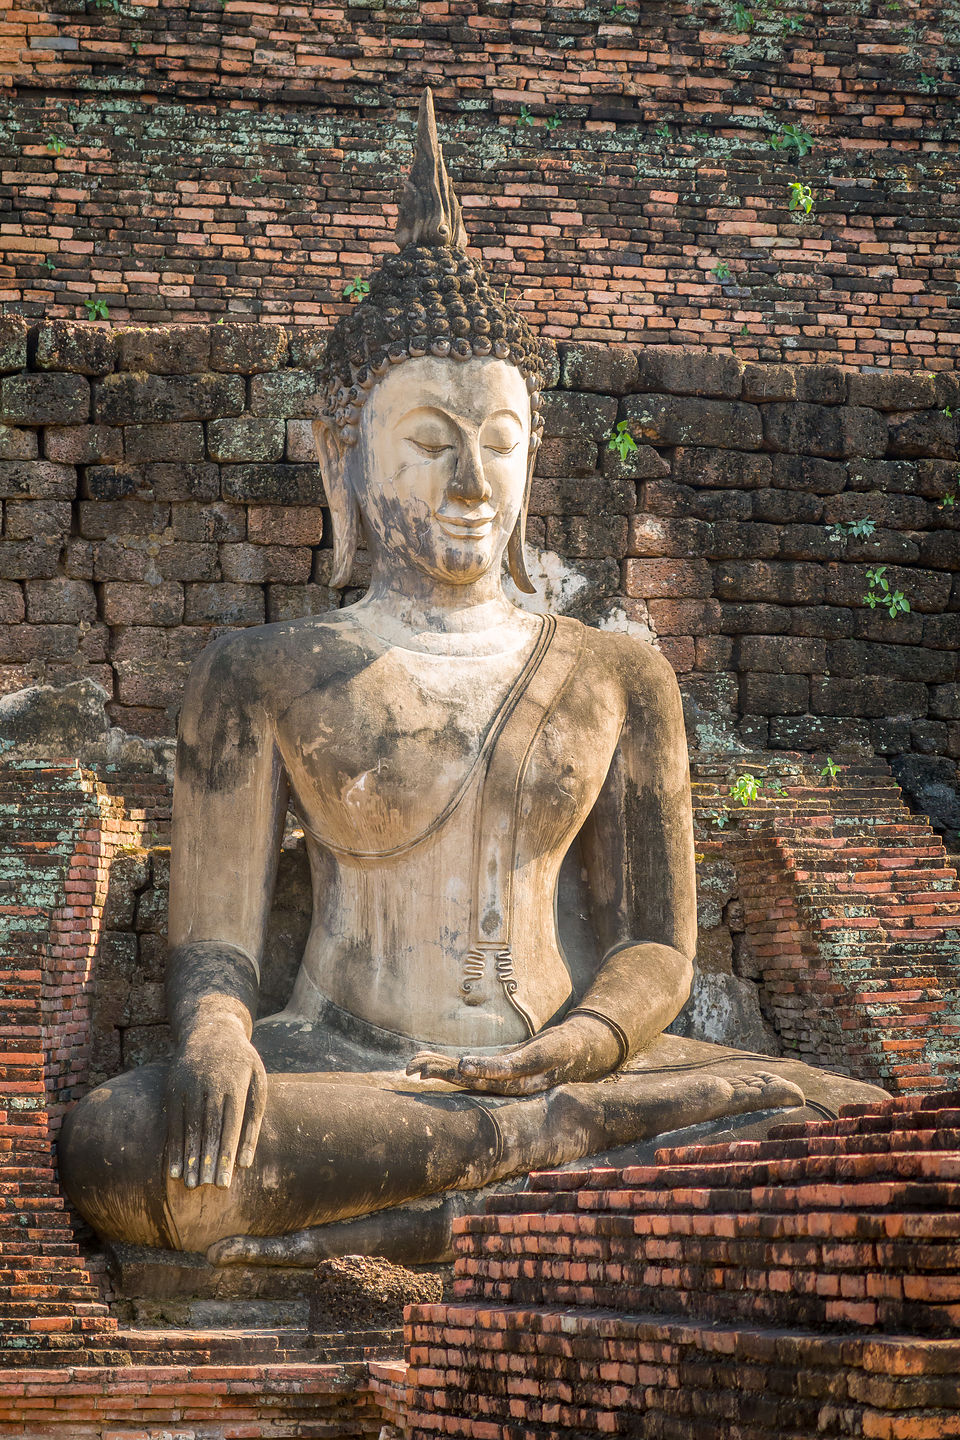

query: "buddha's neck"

left=349, top=564, right=534, bottom=656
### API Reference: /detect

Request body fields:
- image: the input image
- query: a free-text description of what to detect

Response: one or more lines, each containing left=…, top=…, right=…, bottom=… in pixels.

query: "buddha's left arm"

left=409, top=640, right=696, bottom=1096
left=567, top=641, right=697, bottom=1056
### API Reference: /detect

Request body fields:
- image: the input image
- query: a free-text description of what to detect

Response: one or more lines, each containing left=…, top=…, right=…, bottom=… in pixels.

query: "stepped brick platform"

left=0, top=1362, right=391, bottom=1438
left=691, top=755, right=960, bottom=1094
left=402, top=1088, right=960, bottom=1439
left=0, top=761, right=144, bottom=1368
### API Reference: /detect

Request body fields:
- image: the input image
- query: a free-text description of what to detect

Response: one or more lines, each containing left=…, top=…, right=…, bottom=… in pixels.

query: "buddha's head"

left=313, top=90, right=553, bottom=593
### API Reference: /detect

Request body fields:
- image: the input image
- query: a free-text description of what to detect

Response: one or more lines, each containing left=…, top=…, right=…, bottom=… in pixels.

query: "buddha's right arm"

left=163, top=634, right=289, bottom=1188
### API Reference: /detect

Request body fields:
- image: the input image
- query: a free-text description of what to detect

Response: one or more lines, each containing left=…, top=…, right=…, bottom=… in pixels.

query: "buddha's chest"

left=276, top=647, right=620, bottom=857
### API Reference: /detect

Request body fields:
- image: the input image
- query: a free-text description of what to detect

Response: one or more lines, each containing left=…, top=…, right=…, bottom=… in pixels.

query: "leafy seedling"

left=44, top=257, right=56, bottom=274
left=83, top=298, right=109, bottom=320
left=607, top=421, right=638, bottom=461
left=655, top=123, right=672, bottom=142
left=827, top=518, right=877, bottom=543
left=789, top=181, right=814, bottom=215
left=820, top=757, right=840, bottom=785
left=864, top=565, right=910, bottom=619
left=46, top=135, right=65, bottom=155
left=732, top=3, right=755, bottom=29
left=770, top=122, right=814, bottom=157
left=343, top=277, right=370, bottom=301
left=711, top=261, right=732, bottom=282
left=729, top=773, right=762, bottom=807
left=518, top=106, right=535, bottom=127
left=544, top=115, right=562, bottom=132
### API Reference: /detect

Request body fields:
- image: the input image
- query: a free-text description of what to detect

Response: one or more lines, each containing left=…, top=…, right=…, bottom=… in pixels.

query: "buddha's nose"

left=447, top=442, right=492, bottom=506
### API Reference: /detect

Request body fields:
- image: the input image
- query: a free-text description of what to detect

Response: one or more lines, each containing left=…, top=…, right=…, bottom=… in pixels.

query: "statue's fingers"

left=459, top=1038, right=559, bottom=1082
left=459, top=1067, right=558, bottom=1097
left=200, top=1091, right=223, bottom=1187
left=183, top=1091, right=204, bottom=1189
left=215, top=1091, right=242, bottom=1189
left=406, top=1051, right=460, bottom=1082
left=165, top=1089, right=186, bottom=1181
left=238, top=1060, right=267, bottom=1169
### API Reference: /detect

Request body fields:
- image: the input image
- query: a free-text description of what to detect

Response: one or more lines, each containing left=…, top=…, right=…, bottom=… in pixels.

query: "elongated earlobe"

left=506, top=446, right=537, bottom=595
left=313, top=420, right=360, bottom=589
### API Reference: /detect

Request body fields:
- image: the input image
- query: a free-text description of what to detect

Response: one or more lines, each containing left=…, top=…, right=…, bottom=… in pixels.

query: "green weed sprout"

left=820, top=757, right=840, bottom=785
left=827, top=518, right=877, bottom=544
left=770, top=122, right=814, bottom=157
left=711, top=261, right=732, bottom=282
left=343, top=277, right=370, bottom=302
left=789, top=182, right=814, bottom=215
left=607, top=421, right=638, bottom=461
left=864, top=566, right=910, bottom=619
left=729, top=773, right=762, bottom=807
left=83, top=298, right=109, bottom=320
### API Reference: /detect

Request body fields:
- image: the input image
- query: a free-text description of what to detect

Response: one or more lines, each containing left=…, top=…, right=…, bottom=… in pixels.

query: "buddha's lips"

left=435, top=509, right=497, bottom=540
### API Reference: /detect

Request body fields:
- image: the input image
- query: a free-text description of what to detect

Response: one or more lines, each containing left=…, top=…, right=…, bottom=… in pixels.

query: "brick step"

left=116, top=1325, right=318, bottom=1364
left=453, top=1272, right=960, bottom=1336
left=0, top=1297, right=112, bottom=1315
left=500, top=1179, right=960, bottom=1215
left=660, top=1127, right=960, bottom=1168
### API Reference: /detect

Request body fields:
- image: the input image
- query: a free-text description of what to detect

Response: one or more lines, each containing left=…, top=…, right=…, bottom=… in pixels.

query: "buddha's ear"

left=313, top=418, right=360, bottom=589
left=506, top=443, right=538, bottom=595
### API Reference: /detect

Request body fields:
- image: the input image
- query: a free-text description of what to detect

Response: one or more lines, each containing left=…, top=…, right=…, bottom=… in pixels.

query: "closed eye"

left=408, top=439, right=453, bottom=457
left=484, top=441, right=519, bottom=456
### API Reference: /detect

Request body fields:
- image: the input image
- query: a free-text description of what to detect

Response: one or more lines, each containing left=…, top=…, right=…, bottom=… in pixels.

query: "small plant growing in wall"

left=43, top=256, right=57, bottom=274
left=342, top=277, right=370, bottom=302
left=711, top=261, right=732, bottom=282
left=863, top=566, right=910, bottom=619
left=732, top=3, right=755, bottom=29
left=729, top=773, right=763, bottom=807
left=788, top=182, right=815, bottom=215
left=820, top=757, right=841, bottom=785
left=518, top=105, right=535, bottom=127
left=46, top=135, right=66, bottom=155
left=938, top=470, right=959, bottom=509
left=544, top=114, right=562, bottom=132
left=654, top=122, right=672, bottom=144
left=827, top=518, right=877, bottom=544
left=83, top=297, right=109, bottom=320
left=607, top=421, right=638, bottom=461
left=770, top=122, right=814, bottom=157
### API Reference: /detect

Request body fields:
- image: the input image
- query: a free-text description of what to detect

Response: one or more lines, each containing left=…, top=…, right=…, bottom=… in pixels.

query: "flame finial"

left=394, top=89, right=468, bottom=250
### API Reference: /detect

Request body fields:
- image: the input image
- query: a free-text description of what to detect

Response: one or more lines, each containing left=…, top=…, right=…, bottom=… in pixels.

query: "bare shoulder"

left=575, top=620, right=682, bottom=709
left=184, top=609, right=371, bottom=713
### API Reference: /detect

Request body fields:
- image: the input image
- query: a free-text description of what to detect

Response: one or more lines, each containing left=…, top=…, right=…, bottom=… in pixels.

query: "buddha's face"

left=346, top=356, right=531, bottom=587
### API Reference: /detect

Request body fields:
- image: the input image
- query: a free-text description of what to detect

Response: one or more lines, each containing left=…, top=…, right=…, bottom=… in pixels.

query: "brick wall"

left=0, top=322, right=956, bottom=828
left=2, top=1, right=959, bottom=367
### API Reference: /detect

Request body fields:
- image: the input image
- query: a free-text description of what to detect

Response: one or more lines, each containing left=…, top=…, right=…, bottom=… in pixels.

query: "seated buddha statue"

left=60, top=93, right=884, bottom=1268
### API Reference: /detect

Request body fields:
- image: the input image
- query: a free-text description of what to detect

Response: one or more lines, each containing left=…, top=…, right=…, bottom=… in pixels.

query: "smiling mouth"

left=435, top=509, right=497, bottom=540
